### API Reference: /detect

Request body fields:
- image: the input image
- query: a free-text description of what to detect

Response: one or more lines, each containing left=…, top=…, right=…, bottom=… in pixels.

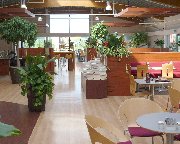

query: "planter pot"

left=27, top=89, right=46, bottom=112
left=87, top=48, right=97, bottom=61
left=107, top=56, right=130, bottom=96
left=9, top=66, right=20, bottom=84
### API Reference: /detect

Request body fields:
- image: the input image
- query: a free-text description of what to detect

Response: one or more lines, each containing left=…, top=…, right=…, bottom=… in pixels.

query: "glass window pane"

left=70, top=19, right=89, bottom=33
left=50, top=19, right=69, bottom=33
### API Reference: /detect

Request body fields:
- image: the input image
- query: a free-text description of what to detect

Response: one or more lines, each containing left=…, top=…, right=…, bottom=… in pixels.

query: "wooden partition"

left=107, top=56, right=130, bottom=96
left=128, top=48, right=169, bottom=53
left=0, top=59, right=9, bottom=75
left=19, top=48, right=54, bottom=73
left=130, top=52, right=180, bottom=62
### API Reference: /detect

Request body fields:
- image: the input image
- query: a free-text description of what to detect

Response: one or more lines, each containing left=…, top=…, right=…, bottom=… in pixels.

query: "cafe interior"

left=0, top=0, right=180, bottom=144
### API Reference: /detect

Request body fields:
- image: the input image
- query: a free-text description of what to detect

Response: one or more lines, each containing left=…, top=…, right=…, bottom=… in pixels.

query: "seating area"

left=0, top=0, right=180, bottom=144
left=130, top=61, right=180, bottom=78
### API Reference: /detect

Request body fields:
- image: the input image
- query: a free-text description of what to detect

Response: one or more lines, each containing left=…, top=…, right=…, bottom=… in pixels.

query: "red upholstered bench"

left=130, top=62, right=146, bottom=77
left=172, top=61, right=180, bottom=78
left=148, top=62, right=167, bottom=78
left=130, top=61, right=180, bottom=78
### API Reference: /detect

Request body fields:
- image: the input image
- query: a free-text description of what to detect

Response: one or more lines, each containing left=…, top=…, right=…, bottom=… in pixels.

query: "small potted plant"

left=154, top=39, right=164, bottom=48
left=17, top=55, right=55, bottom=112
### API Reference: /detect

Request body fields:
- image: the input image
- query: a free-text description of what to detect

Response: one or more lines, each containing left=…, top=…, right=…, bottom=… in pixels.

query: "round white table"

left=136, top=112, right=180, bottom=144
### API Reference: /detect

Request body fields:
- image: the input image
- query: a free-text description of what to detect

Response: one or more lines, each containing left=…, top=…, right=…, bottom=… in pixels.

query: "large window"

left=50, top=14, right=89, bottom=33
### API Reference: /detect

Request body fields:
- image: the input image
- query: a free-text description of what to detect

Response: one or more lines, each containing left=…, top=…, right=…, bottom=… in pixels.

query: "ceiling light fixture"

left=38, top=16, right=43, bottom=21
left=95, top=16, right=99, bottom=21
left=106, top=1, right=112, bottom=11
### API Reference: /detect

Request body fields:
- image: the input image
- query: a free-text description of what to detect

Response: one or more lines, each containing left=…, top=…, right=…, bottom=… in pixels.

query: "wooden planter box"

left=86, top=48, right=97, bottom=61
left=107, top=56, right=130, bottom=96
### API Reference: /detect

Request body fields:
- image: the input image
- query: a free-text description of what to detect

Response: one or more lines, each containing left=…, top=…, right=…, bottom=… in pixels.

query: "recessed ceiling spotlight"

left=38, top=17, right=43, bottom=21
left=95, top=16, right=99, bottom=21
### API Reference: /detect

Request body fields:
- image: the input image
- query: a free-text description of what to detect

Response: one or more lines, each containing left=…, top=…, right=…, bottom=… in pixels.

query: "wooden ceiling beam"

left=0, top=8, right=35, bottom=18
left=152, top=0, right=180, bottom=7
left=117, top=7, right=180, bottom=18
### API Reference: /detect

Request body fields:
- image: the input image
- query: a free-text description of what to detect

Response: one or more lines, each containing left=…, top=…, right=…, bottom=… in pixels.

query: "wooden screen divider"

left=130, top=52, right=180, bottom=62
left=19, top=48, right=54, bottom=73
left=128, top=48, right=169, bottom=53
left=107, top=56, right=130, bottom=96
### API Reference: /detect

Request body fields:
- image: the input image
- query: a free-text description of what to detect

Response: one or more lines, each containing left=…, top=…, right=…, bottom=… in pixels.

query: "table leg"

left=166, top=133, right=174, bottom=144
left=150, top=85, right=154, bottom=101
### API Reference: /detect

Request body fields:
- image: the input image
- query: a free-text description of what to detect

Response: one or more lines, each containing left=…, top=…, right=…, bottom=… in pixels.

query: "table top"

left=137, top=112, right=180, bottom=134
left=135, top=78, right=172, bottom=85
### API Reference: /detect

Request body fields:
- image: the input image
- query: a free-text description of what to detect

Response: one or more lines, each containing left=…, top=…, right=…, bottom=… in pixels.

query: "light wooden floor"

left=0, top=60, right=179, bottom=144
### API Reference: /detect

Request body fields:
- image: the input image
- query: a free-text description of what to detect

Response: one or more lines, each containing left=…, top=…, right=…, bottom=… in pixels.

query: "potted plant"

left=90, top=22, right=109, bottom=46
left=154, top=39, right=164, bottom=48
left=129, top=32, right=148, bottom=48
left=95, top=32, right=130, bottom=96
left=89, top=22, right=109, bottom=61
left=17, top=55, right=55, bottom=112
left=0, top=17, right=37, bottom=84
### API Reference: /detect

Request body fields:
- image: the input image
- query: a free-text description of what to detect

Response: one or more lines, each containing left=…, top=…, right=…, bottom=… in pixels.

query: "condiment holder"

left=158, top=118, right=179, bottom=131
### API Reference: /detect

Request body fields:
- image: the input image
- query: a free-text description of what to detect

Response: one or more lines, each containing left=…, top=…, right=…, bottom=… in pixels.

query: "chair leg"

left=160, top=135, right=164, bottom=144
left=152, top=137, right=154, bottom=144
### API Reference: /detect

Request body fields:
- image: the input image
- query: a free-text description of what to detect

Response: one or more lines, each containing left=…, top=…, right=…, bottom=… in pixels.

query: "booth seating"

left=130, top=61, right=180, bottom=78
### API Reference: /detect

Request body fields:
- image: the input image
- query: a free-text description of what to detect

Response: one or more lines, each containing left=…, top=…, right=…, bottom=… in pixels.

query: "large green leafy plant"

left=129, top=32, right=148, bottom=48
left=0, top=17, right=37, bottom=66
left=98, top=33, right=130, bottom=57
left=90, top=22, right=129, bottom=58
left=17, top=55, right=55, bottom=107
left=90, top=22, right=109, bottom=47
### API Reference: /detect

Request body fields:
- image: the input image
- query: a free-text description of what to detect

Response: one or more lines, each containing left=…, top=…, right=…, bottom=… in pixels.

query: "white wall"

left=147, top=14, right=180, bottom=48
left=91, top=16, right=146, bottom=35
left=0, top=39, right=12, bottom=51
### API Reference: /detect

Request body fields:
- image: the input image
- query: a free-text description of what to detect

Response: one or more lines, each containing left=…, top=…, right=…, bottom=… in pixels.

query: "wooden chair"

left=85, top=115, right=132, bottom=144
left=129, top=75, right=150, bottom=98
left=117, top=98, right=164, bottom=144
left=171, top=79, right=180, bottom=91
left=167, top=86, right=180, bottom=112
left=162, top=63, right=173, bottom=79
left=158, top=63, right=173, bottom=92
left=137, top=64, right=148, bottom=79
left=65, top=54, right=72, bottom=59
